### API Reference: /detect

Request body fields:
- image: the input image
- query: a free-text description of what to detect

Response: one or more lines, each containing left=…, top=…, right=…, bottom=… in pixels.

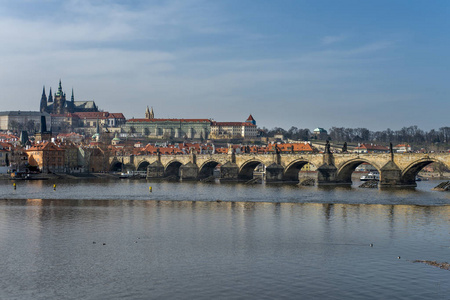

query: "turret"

left=246, top=114, right=256, bottom=125
left=40, top=115, right=47, bottom=133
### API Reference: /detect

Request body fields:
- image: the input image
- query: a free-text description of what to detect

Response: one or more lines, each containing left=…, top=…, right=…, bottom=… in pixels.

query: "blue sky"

left=0, top=0, right=449, bottom=131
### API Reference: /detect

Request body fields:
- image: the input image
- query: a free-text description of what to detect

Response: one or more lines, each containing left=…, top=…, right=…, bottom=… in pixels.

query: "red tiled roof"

left=26, top=142, right=64, bottom=151
left=108, top=113, right=125, bottom=119
left=50, top=113, right=78, bottom=118
left=128, top=118, right=211, bottom=123
left=212, top=122, right=256, bottom=127
left=246, top=114, right=255, bottom=121
left=73, top=112, right=125, bottom=119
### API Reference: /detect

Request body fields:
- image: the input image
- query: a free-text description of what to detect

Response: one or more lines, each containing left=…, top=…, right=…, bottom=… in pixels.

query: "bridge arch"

left=401, top=158, right=444, bottom=183
left=238, top=159, right=265, bottom=180
left=164, top=160, right=183, bottom=178
left=137, top=160, right=150, bottom=172
left=110, top=161, right=123, bottom=172
left=198, top=160, right=221, bottom=179
left=336, top=158, right=381, bottom=184
left=284, top=159, right=314, bottom=182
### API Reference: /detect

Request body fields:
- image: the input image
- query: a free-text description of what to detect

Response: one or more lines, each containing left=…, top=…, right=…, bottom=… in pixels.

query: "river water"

left=0, top=179, right=449, bottom=299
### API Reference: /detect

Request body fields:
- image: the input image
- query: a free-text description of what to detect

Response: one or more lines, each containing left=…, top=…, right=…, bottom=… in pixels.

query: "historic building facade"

left=210, top=115, right=258, bottom=139
left=124, top=107, right=210, bottom=139
left=0, top=111, right=51, bottom=132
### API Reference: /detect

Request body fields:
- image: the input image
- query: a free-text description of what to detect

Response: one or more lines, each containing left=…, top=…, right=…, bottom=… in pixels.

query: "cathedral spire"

left=56, top=79, right=63, bottom=96
left=40, top=85, right=47, bottom=113
left=71, top=88, right=74, bottom=102
left=145, top=106, right=150, bottom=119
left=48, top=87, right=53, bottom=102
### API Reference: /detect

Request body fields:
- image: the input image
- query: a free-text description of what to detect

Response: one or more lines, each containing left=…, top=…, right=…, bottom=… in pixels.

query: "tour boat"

left=360, top=172, right=380, bottom=181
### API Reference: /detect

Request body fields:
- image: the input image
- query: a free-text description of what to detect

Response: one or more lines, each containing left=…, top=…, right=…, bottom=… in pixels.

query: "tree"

left=25, top=120, right=36, bottom=132
left=9, top=120, right=23, bottom=133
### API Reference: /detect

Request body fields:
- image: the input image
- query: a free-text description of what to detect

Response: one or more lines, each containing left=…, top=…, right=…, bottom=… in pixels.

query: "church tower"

left=40, top=86, right=47, bottom=113
left=53, top=80, right=67, bottom=114
left=145, top=106, right=155, bottom=119
left=150, top=107, right=154, bottom=119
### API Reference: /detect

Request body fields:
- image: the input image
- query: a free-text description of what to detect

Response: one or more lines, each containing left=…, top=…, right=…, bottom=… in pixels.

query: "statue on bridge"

left=275, top=144, right=281, bottom=155
left=325, top=140, right=331, bottom=154
left=342, top=142, right=348, bottom=153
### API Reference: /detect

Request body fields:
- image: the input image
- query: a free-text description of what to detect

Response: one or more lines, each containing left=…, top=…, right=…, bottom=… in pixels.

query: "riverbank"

left=0, top=172, right=120, bottom=181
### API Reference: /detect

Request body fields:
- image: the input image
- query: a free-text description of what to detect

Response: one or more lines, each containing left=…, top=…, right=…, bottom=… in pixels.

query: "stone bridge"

left=109, top=151, right=450, bottom=187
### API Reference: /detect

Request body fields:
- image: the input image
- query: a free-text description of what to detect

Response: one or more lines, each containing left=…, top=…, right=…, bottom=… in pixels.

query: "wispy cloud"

left=321, top=34, right=348, bottom=45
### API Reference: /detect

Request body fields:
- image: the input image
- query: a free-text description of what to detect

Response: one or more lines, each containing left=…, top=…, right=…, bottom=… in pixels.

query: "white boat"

left=119, top=171, right=147, bottom=179
left=360, top=172, right=380, bottom=181
left=119, top=172, right=134, bottom=179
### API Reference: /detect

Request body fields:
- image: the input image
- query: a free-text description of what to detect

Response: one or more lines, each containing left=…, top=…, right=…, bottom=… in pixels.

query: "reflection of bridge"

left=110, top=151, right=450, bottom=187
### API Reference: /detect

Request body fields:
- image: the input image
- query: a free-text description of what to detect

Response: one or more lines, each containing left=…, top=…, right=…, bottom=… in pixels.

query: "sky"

left=0, top=0, right=449, bottom=131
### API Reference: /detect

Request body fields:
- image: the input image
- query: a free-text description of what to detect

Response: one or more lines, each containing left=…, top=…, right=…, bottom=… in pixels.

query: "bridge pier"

left=380, top=161, right=416, bottom=187
left=220, top=162, right=239, bottom=181
left=146, top=161, right=165, bottom=179
left=265, top=163, right=284, bottom=182
left=180, top=162, right=199, bottom=181
left=316, top=164, right=342, bottom=185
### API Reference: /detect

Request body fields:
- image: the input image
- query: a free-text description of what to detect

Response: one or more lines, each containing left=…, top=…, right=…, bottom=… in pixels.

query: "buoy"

left=149, top=186, right=152, bottom=193
left=53, top=184, right=56, bottom=190
left=13, top=183, right=16, bottom=190
left=370, top=244, right=373, bottom=247
left=397, top=256, right=401, bottom=259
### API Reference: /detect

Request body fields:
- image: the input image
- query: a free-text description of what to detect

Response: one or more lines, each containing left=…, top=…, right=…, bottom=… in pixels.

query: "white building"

left=210, top=115, right=258, bottom=139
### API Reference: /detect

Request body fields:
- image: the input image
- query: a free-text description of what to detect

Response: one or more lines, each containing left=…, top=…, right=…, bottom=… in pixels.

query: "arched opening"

left=283, top=161, right=314, bottom=182
left=198, top=161, right=220, bottom=179
left=238, top=160, right=265, bottom=180
left=402, top=159, right=438, bottom=184
left=137, top=161, right=150, bottom=171
left=337, top=160, right=380, bottom=185
left=110, top=161, right=124, bottom=172
left=165, top=161, right=182, bottom=178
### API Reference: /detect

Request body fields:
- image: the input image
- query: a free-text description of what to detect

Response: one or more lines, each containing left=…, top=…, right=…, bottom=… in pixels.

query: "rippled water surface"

left=0, top=179, right=449, bottom=299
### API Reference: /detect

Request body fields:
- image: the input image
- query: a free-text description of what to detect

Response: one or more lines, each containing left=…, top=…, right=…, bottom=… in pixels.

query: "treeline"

left=260, top=127, right=311, bottom=141
left=260, top=125, right=450, bottom=146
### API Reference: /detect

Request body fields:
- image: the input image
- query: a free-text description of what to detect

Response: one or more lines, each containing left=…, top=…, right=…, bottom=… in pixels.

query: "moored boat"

left=360, top=172, right=380, bottom=181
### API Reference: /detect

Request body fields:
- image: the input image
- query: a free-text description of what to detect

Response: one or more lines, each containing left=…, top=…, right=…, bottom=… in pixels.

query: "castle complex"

left=124, top=107, right=258, bottom=140
left=40, top=80, right=99, bottom=114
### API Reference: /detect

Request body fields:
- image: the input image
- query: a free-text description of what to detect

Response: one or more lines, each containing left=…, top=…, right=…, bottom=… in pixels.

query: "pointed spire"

left=145, top=106, right=150, bottom=119
left=40, top=86, right=47, bottom=113
left=150, top=107, right=154, bottom=119
left=48, top=87, right=53, bottom=102
left=71, top=88, right=74, bottom=102
left=56, top=79, right=63, bottom=96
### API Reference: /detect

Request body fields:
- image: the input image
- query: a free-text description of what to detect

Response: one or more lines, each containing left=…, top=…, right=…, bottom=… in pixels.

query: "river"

left=0, top=179, right=449, bottom=299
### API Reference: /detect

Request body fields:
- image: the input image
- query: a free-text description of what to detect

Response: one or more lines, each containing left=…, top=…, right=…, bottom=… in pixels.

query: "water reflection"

left=0, top=197, right=449, bottom=299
